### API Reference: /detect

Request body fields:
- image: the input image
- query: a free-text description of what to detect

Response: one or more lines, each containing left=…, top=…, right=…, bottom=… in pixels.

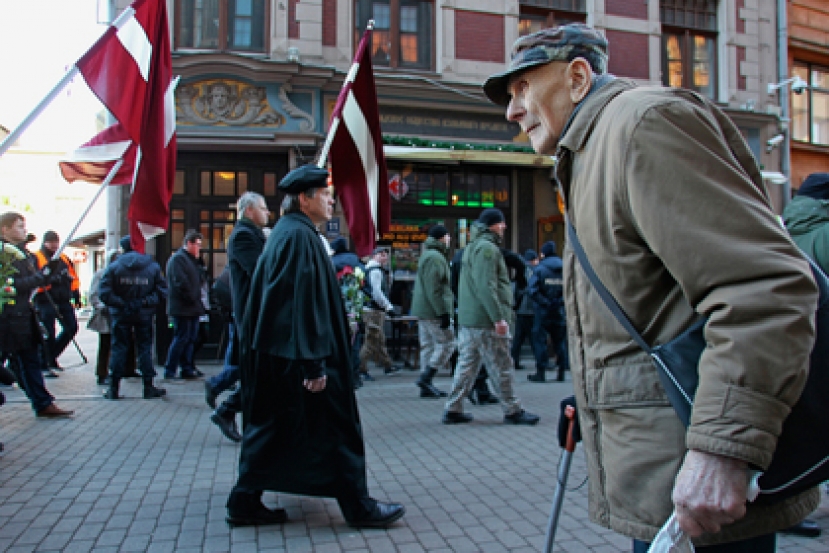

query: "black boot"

left=143, top=381, right=167, bottom=399
left=528, top=367, right=548, bottom=383
left=416, top=367, right=447, bottom=398
left=470, top=369, right=498, bottom=404
left=103, top=378, right=120, bottom=400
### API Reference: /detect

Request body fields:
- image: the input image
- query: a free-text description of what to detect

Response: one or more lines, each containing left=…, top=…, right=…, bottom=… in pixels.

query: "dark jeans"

left=165, top=315, right=200, bottom=376
left=511, top=314, right=540, bottom=366
left=36, top=300, right=78, bottom=366
left=208, top=321, right=239, bottom=393
left=531, top=309, right=569, bottom=374
left=110, top=316, right=155, bottom=383
left=8, top=346, right=54, bottom=412
left=216, top=388, right=242, bottom=418
left=633, top=533, right=775, bottom=552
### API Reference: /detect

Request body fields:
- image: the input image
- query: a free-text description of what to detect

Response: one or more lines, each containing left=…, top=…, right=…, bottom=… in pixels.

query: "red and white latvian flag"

left=327, top=26, right=390, bottom=258
left=59, top=0, right=176, bottom=254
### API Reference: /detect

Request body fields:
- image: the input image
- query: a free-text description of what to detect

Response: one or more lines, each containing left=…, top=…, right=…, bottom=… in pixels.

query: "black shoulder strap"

left=566, top=221, right=653, bottom=354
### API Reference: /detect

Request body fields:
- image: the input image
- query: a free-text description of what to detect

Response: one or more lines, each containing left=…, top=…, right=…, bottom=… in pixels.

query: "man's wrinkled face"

left=1, top=218, right=26, bottom=244
left=489, top=221, right=507, bottom=237
left=505, top=61, right=577, bottom=155
left=302, top=187, right=334, bottom=225
left=246, top=200, right=270, bottom=228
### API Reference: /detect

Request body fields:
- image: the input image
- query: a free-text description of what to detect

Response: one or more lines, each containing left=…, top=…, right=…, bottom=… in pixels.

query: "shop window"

left=174, top=170, right=185, bottom=195
left=176, top=0, right=267, bottom=53
left=660, top=0, right=718, bottom=99
left=518, top=3, right=586, bottom=37
left=355, top=0, right=433, bottom=70
left=388, top=164, right=510, bottom=208
left=198, top=209, right=236, bottom=277
left=200, top=171, right=249, bottom=196
left=170, top=209, right=186, bottom=247
left=792, top=62, right=829, bottom=147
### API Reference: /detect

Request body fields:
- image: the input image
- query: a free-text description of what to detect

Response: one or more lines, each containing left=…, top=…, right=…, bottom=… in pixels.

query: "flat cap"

left=278, top=165, right=329, bottom=194
left=483, top=23, right=609, bottom=106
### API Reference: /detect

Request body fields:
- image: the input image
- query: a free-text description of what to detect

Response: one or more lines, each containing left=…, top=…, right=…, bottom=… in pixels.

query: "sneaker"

left=442, top=411, right=473, bottom=424
left=504, top=410, right=540, bottom=426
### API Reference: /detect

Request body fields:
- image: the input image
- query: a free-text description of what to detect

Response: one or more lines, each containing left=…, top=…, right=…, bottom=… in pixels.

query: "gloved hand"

left=386, top=306, right=397, bottom=319
left=557, top=395, right=582, bottom=449
left=439, top=313, right=451, bottom=329
left=301, top=359, right=325, bottom=380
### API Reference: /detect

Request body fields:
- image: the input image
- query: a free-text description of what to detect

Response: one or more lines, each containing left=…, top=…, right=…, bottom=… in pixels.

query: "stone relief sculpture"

left=176, top=80, right=284, bottom=126
left=277, top=85, right=315, bottom=132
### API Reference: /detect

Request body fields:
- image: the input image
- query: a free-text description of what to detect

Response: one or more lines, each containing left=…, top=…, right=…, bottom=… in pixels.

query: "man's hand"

left=303, top=375, right=327, bottom=393
left=494, top=319, right=509, bottom=336
left=672, top=450, right=749, bottom=537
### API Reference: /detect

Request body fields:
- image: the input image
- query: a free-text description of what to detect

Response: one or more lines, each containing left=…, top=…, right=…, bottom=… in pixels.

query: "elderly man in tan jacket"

left=484, top=23, right=819, bottom=551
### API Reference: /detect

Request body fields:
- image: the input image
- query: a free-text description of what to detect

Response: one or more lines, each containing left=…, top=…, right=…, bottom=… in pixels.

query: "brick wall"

left=605, top=30, right=649, bottom=79
left=289, top=0, right=300, bottom=39
left=605, top=0, right=647, bottom=20
left=322, top=0, right=336, bottom=46
left=455, top=11, right=504, bottom=63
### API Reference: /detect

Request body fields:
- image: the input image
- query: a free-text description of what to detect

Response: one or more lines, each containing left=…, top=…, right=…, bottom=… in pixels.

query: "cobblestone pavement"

left=0, top=324, right=827, bottom=552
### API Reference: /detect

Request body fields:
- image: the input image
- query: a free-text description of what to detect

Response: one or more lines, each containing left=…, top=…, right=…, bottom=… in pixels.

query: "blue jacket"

left=100, top=251, right=168, bottom=321
left=528, top=255, right=564, bottom=321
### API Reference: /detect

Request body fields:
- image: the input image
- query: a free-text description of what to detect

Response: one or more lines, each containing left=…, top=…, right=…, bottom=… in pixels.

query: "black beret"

left=278, top=165, right=329, bottom=194
left=797, top=173, right=829, bottom=201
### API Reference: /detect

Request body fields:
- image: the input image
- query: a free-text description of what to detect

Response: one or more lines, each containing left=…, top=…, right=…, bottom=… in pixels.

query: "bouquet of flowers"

left=0, top=243, right=24, bottom=314
left=337, top=265, right=367, bottom=335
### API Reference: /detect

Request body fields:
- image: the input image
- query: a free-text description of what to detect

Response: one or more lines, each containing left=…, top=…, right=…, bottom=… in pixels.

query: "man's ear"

left=567, top=58, right=594, bottom=103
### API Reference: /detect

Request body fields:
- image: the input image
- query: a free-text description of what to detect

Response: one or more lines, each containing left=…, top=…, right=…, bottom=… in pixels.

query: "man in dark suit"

left=206, top=192, right=270, bottom=444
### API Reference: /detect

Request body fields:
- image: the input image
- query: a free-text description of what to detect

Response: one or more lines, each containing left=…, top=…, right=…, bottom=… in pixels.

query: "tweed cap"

left=483, top=23, right=609, bottom=106
left=278, top=164, right=329, bottom=194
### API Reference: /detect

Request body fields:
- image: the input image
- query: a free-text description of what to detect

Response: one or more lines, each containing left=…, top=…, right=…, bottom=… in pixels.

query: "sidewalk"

left=0, top=325, right=827, bottom=552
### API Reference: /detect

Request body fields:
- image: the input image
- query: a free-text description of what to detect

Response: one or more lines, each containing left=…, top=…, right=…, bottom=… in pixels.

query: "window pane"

left=813, top=91, right=829, bottom=146
left=237, top=0, right=252, bottom=15
left=691, top=34, right=715, bottom=97
left=214, top=171, right=236, bottom=196
left=171, top=222, right=185, bottom=247
left=264, top=172, right=276, bottom=197
left=665, top=34, right=683, bottom=87
left=238, top=172, right=248, bottom=193
left=229, top=0, right=264, bottom=50
left=433, top=171, right=449, bottom=206
left=196, top=0, right=220, bottom=48
left=398, top=1, right=432, bottom=69
left=494, top=175, right=510, bottom=207
left=200, top=171, right=211, bottom=195
left=400, top=5, right=417, bottom=32
left=792, top=64, right=810, bottom=142
left=174, top=170, right=185, bottom=195
left=812, top=67, right=829, bottom=90
left=172, top=209, right=185, bottom=219
left=519, top=15, right=547, bottom=37
left=481, top=174, right=495, bottom=208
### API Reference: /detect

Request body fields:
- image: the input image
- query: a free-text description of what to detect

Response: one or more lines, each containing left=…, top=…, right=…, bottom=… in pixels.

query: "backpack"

left=568, top=221, right=829, bottom=506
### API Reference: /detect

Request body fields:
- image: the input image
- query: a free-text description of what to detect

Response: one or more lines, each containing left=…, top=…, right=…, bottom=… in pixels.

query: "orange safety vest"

left=33, top=251, right=80, bottom=295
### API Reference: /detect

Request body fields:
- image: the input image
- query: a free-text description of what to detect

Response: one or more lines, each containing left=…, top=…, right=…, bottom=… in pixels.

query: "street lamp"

left=767, top=75, right=809, bottom=95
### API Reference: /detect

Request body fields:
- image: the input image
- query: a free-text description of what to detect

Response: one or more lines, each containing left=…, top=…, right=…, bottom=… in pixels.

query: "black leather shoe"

left=347, top=502, right=405, bottom=528
left=204, top=381, right=218, bottom=409
left=781, top=519, right=821, bottom=538
left=527, top=373, right=548, bottom=383
left=504, top=410, right=540, bottom=425
left=97, top=377, right=111, bottom=386
left=442, top=411, right=473, bottom=424
left=143, top=385, right=167, bottom=399
left=226, top=504, right=287, bottom=527
left=211, top=412, right=242, bottom=442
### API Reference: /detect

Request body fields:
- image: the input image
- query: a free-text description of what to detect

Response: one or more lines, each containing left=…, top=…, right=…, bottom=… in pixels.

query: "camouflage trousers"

left=417, top=318, right=456, bottom=375
left=445, top=326, right=521, bottom=416
left=359, top=309, right=393, bottom=369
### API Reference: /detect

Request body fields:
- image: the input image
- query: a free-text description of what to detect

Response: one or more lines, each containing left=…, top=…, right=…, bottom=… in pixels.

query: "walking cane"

left=544, top=397, right=580, bottom=553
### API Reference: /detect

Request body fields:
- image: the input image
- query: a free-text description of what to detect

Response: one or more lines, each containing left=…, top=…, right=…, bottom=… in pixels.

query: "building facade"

left=788, top=0, right=829, bottom=188
left=106, top=0, right=788, bottom=355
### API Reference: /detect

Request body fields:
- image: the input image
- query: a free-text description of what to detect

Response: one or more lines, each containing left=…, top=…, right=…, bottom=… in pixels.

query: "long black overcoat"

left=236, top=212, right=367, bottom=499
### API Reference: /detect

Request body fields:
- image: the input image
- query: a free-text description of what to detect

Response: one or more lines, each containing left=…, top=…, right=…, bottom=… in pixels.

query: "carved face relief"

left=176, top=79, right=284, bottom=127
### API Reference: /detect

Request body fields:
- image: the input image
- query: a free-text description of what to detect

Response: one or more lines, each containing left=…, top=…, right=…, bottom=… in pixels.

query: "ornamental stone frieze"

left=176, top=79, right=284, bottom=127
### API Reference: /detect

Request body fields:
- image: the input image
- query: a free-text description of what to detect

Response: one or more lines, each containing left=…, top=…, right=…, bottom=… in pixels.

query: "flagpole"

left=0, top=6, right=137, bottom=159
left=52, top=159, right=124, bottom=262
left=316, top=19, right=375, bottom=170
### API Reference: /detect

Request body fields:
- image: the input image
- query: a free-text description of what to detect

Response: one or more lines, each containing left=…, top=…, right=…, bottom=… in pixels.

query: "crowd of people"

left=2, top=20, right=828, bottom=550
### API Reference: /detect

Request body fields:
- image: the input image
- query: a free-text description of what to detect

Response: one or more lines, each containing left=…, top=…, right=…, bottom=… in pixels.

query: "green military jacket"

left=457, top=222, right=513, bottom=328
left=411, top=237, right=453, bottom=320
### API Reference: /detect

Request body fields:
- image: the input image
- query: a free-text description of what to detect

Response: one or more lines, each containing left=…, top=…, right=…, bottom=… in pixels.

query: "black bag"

left=567, top=221, right=829, bottom=505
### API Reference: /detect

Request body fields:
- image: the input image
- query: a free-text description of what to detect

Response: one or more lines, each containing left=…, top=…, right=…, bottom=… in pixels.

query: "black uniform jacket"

left=236, top=212, right=367, bottom=499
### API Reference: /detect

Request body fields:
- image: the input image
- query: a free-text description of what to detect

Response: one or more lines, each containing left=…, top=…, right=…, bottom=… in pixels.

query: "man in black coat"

left=164, top=230, right=206, bottom=379
left=206, top=191, right=270, bottom=444
left=527, top=241, right=568, bottom=382
left=99, top=235, right=168, bottom=399
left=0, top=212, right=73, bottom=418
left=227, top=164, right=405, bottom=529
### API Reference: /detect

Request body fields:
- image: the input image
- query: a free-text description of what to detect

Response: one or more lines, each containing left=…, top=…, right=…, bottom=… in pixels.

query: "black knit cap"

left=42, top=230, right=59, bottom=243
left=524, top=249, right=538, bottom=262
left=120, top=235, right=133, bottom=252
left=428, top=225, right=449, bottom=239
left=541, top=241, right=557, bottom=257
left=797, top=173, right=829, bottom=201
left=477, top=208, right=505, bottom=227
